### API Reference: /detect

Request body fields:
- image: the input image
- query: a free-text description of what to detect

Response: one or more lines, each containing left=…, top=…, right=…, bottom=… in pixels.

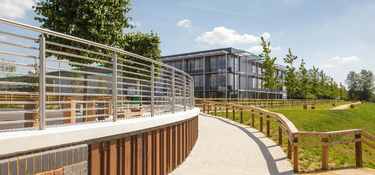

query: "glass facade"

left=163, top=52, right=286, bottom=99
left=209, top=56, right=226, bottom=72
left=187, top=58, right=203, bottom=71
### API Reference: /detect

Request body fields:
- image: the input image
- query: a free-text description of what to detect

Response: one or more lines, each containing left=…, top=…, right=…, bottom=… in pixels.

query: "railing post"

left=183, top=75, right=186, bottom=112
left=203, top=103, right=205, bottom=113
left=287, top=139, right=292, bottom=159
left=322, top=138, right=329, bottom=170
left=266, top=115, right=270, bottom=136
left=171, top=70, right=175, bottom=114
left=232, top=107, right=235, bottom=121
left=278, top=124, right=282, bottom=145
left=191, top=80, right=194, bottom=109
left=214, top=105, right=217, bottom=116
left=112, top=53, right=118, bottom=122
left=240, top=108, right=243, bottom=123
left=355, top=134, right=362, bottom=167
left=260, top=113, right=263, bottom=131
left=39, top=34, right=46, bottom=130
left=225, top=105, right=228, bottom=118
left=293, top=137, right=299, bottom=172
left=251, top=110, right=255, bottom=127
left=151, top=63, right=155, bottom=117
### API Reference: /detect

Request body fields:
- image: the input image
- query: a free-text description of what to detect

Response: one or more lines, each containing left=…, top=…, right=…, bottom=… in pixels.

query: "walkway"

left=331, top=102, right=361, bottom=110
left=170, top=114, right=294, bottom=175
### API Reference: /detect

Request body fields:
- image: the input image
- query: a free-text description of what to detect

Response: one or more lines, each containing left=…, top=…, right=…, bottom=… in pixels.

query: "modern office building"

left=162, top=47, right=288, bottom=99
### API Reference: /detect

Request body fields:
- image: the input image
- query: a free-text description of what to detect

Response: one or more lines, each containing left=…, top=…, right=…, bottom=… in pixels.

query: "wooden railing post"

left=322, top=138, right=329, bottom=170
left=266, top=115, right=270, bottom=136
left=260, top=113, right=263, bottom=131
left=355, top=134, right=362, bottom=167
left=278, top=125, right=282, bottom=145
left=232, top=107, right=235, bottom=121
left=225, top=105, right=228, bottom=118
left=203, top=104, right=205, bottom=113
left=287, top=139, right=292, bottom=159
left=240, top=108, right=243, bottom=123
left=214, top=105, right=217, bottom=116
left=293, top=137, right=299, bottom=172
left=251, top=110, right=254, bottom=127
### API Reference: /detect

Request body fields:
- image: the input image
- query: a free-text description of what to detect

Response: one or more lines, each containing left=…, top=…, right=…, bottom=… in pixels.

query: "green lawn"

left=210, top=102, right=375, bottom=172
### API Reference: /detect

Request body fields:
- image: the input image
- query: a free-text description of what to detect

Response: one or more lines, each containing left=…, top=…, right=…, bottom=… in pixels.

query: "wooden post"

left=87, top=101, right=96, bottom=121
left=214, top=105, right=217, bottom=116
left=293, top=137, right=299, bottom=172
left=260, top=113, right=263, bottom=131
left=251, top=110, right=254, bottom=127
left=63, top=100, right=76, bottom=123
left=203, top=104, right=205, bottom=113
left=322, top=138, right=329, bottom=170
left=278, top=126, right=282, bottom=145
left=232, top=108, right=235, bottom=121
left=24, top=102, right=39, bottom=127
left=355, top=134, right=362, bottom=167
left=240, top=108, right=243, bottom=124
left=225, top=105, right=228, bottom=118
left=98, top=102, right=112, bottom=120
left=287, top=139, right=292, bottom=159
left=266, top=115, right=270, bottom=136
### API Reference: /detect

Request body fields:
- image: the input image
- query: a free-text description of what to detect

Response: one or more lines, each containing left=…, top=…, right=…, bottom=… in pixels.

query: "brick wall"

left=0, top=144, right=88, bottom=175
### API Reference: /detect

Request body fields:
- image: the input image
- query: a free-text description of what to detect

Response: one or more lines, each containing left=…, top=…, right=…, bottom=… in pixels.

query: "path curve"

left=170, top=114, right=294, bottom=175
left=331, top=102, right=361, bottom=110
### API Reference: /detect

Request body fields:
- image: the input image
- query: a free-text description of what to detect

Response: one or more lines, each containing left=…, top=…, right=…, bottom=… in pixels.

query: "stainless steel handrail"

left=0, top=18, right=195, bottom=131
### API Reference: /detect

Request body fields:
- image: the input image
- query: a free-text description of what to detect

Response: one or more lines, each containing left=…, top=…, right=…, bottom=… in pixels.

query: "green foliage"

left=283, top=49, right=298, bottom=101
left=24, top=59, right=53, bottom=92
left=34, top=0, right=134, bottom=66
left=259, top=37, right=284, bottom=104
left=298, top=59, right=311, bottom=104
left=94, top=76, right=107, bottom=94
left=345, top=70, right=375, bottom=100
left=0, top=58, right=17, bottom=91
left=309, top=66, right=319, bottom=103
left=339, top=83, right=348, bottom=99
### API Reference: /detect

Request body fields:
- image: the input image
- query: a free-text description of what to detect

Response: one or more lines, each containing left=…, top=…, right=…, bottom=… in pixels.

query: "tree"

left=319, top=70, right=328, bottom=99
left=0, top=58, right=17, bottom=91
left=310, top=66, right=320, bottom=104
left=339, top=83, right=348, bottom=100
left=358, top=70, right=375, bottom=101
left=69, top=73, right=83, bottom=93
left=345, top=71, right=359, bottom=100
left=298, top=59, right=311, bottom=105
left=283, top=49, right=298, bottom=106
left=259, top=37, right=284, bottom=107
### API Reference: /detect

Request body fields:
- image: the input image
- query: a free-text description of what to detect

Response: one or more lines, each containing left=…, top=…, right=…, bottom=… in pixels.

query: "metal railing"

left=0, top=18, right=194, bottom=131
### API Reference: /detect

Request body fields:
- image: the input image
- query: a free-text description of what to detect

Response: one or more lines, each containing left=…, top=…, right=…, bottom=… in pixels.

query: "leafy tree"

left=310, top=66, right=320, bottom=104
left=298, top=59, right=311, bottom=105
left=345, top=71, right=359, bottom=100
left=330, top=79, right=340, bottom=102
left=0, top=58, right=17, bottom=91
left=339, top=82, right=348, bottom=100
left=283, top=49, right=298, bottom=106
left=259, top=37, right=284, bottom=107
left=319, top=70, right=328, bottom=99
left=358, top=70, right=375, bottom=101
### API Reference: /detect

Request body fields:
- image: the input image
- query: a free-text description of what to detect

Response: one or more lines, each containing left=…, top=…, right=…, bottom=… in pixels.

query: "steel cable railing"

left=0, top=18, right=194, bottom=131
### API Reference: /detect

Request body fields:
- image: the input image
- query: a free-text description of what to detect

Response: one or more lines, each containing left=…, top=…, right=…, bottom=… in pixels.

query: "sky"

left=0, top=0, right=374, bottom=85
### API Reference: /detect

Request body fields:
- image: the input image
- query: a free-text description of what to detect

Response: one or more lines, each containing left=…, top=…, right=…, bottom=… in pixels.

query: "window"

left=193, top=75, right=203, bottom=88
left=210, top=73, right=226, bottom=90
left=240, top=57, right=247, bottom=72
left=240, top=74, right=246, bottom=89
left=188, top=58, right=203, bottom=71
left=210, top=56, right=226, bottom=72
left=175, top=60, right=182, bottom=70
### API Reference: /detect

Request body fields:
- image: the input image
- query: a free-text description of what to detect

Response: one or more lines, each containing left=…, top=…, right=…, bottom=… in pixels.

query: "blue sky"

left=0, top=0, right=374, bottom=85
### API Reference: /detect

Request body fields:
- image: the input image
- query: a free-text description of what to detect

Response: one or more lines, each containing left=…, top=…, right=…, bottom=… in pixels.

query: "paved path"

left=331, top=102, right=361, bottom=110
left=170, top=114, right=294, bottom=175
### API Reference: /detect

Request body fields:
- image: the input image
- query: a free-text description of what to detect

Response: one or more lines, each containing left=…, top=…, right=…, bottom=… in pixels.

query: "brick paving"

left=170, top=114, right=294, bottom=175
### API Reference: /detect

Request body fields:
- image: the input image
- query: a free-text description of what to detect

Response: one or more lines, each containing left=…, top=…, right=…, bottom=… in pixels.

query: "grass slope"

left=210, top=102, right=375, bottom=172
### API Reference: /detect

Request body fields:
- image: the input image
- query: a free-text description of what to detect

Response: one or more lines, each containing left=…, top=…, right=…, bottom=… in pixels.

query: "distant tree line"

left=259, top=37, right=348, bottom=106
left=345, top=70, right=375, bottom=101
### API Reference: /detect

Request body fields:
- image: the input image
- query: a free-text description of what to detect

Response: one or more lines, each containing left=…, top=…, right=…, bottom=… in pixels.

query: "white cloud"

left=177, top=19, right=192, bottom=28
left=247, top=45, right=282, bottom=54
left=329, top=56, right=360, bottom=63
left=0, top=0, right=36, bottom=19
left=196, top=27, right=270, bottom=45
left=275, top=31, right=283, bottom=35
left=0, top=36, right=6, bottom=41
left=318, top=64, right=336, bottom=68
